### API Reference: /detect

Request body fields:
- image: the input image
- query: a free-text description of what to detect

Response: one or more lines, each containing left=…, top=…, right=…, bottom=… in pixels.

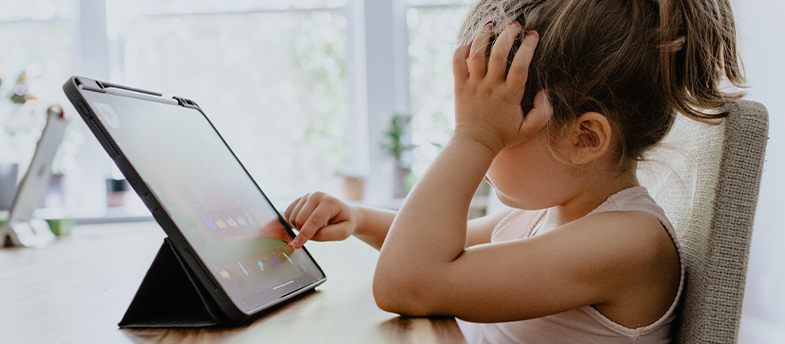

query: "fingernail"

left=512, top=21, right=521, bottom=28
left=528, top=30, right=539, bottom=39
left=289, top=239, right=298, bottom=248
left=485, top=21, right=494, bottom=29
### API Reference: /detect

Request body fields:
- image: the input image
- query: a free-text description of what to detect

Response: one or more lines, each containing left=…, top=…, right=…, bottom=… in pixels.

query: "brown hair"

left=457, top=0, right=745, bottom=162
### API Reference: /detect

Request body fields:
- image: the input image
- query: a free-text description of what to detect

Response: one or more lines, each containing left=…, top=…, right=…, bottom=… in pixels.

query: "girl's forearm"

left=375, top=135, right=496, bottom=284
left=353, top=205, right=397, bottom=250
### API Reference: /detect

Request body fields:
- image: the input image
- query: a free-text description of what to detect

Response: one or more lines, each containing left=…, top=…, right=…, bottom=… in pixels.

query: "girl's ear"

left=568, top=112, right=613, bottom=165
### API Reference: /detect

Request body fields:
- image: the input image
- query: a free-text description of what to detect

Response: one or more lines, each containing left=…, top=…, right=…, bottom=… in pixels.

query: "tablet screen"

left=81, top=91, right=324, bottom=314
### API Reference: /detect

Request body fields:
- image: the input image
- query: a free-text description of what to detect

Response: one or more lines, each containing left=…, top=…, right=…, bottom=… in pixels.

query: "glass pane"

left=125, top=11, right=349, bottom=199
left=134, top=0, right=347, bottom=14
left=408, top=0, right=473, bottom=7
left=407, top=6, right=468, bottom=177
left=0, top=20, right=73, bottom=166
left=0, top=0, right=73, bottom=21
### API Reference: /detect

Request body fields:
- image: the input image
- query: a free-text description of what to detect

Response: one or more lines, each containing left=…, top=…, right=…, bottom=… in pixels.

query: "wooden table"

left=0, top=221, right=466, bottom=343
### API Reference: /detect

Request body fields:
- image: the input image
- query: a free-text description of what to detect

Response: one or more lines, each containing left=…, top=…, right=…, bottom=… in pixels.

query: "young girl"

left=285, top=0, right=743, bottom=342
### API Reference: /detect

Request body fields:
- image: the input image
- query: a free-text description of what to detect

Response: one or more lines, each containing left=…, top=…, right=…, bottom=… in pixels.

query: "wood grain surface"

left=0, top=222, right=466, bottom=343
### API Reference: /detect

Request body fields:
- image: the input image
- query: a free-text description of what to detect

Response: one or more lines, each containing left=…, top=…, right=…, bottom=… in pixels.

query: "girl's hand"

left=452, top=22, right=550, bottom=153
left=284, top=192, right=358, bottom=249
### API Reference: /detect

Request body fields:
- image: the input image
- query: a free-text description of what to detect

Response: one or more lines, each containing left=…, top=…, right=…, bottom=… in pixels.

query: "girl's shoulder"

left=554, top=186, right=679, bottom=278
left=556, top=209, right=682, bottom=327
left=533, top=187, right=682, bottom=326
left=562, top=209, right=674, bottom=261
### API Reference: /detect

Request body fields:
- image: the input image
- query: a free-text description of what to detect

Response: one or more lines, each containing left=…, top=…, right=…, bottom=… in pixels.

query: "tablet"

left=63, top=77, right=326, bottom=324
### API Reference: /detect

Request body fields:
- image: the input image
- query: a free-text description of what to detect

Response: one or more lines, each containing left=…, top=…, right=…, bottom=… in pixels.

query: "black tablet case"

left=118, top=238, right=229, bottom=328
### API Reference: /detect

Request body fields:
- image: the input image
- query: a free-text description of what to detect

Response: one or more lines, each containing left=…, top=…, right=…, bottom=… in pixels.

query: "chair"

left=639, top=100, right=769, bottom=343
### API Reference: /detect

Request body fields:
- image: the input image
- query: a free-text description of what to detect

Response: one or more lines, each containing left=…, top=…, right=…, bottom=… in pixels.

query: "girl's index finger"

left=452, top=45, right=471, bottom=83
left=507, top=30, right=540, bottom=94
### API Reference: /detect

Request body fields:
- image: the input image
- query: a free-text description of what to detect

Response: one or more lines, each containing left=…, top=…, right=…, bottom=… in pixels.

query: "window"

left=0, top=0, right=473, bottom=211
left=0, top=0, right=75, bottom=167
left=406, top=1, right=471, bottom=177
left=119, top=1, right=350, bottom=199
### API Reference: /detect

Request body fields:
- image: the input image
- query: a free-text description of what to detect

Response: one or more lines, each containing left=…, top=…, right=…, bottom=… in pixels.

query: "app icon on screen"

left=238, top=262, right=249, bottom=276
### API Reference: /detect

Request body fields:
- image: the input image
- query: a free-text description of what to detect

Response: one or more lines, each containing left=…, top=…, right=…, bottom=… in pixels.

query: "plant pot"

left=339, top=176, right=365, bottom=200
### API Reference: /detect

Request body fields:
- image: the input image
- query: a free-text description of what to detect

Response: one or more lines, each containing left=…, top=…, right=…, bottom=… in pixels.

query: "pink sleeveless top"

left=480, top=186, right=685, bottom=344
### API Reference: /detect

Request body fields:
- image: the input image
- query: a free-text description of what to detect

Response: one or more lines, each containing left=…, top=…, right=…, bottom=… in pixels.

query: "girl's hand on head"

left=452, top=22, right=551, bottom=153
left=284, top=192, right=358, bottom=249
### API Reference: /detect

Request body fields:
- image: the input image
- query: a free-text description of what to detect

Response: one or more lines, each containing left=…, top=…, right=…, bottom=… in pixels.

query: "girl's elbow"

left=372, top=272, right=431, bottom=316
left=373, top=287, right=406, bottom=315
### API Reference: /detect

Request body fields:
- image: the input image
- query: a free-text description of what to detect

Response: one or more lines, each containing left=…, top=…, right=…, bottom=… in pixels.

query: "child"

left=285, top=0, right=743, bottom=342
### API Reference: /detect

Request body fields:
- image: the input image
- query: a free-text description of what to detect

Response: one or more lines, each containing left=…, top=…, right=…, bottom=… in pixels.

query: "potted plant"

left=381, top=113, right=417, bottom=198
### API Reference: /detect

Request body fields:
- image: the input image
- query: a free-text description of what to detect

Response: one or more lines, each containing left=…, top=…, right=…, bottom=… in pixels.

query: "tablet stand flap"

left=119, top=238, right=227, bottom=328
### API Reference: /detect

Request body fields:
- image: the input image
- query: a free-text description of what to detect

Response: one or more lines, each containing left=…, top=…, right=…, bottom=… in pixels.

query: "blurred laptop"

left=0, top=106, right=69, bottom=247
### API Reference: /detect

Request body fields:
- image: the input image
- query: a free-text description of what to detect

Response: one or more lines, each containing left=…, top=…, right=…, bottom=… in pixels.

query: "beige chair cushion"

left=639, top=100, right=769, bottom=344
